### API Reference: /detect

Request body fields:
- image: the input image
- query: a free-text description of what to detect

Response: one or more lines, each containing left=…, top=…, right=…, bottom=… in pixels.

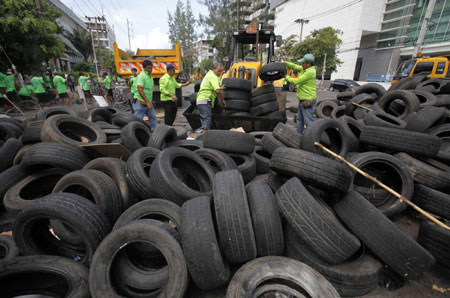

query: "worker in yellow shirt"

left=160, top=64, right=191, bottom=125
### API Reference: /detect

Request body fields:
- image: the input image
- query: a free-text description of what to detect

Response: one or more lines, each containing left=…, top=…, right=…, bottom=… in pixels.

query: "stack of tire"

left=221, top=78, right=252, bottom=116
left=1, top=78, right=450, bottom=297
left=249, top=83, right=282, bottom=117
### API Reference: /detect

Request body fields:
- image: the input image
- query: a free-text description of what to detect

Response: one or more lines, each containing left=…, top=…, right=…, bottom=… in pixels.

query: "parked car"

left=330, top=79, right=360, bottom=92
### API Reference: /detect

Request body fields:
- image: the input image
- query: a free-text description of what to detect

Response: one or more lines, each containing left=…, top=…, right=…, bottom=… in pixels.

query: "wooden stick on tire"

left=352, top=102, right=373, bottom=112
left=314, top=142, right=450, bottom=231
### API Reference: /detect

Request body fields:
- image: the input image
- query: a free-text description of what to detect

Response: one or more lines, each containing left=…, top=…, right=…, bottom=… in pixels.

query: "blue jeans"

left=297, top=100, right=317, bottom=134
left=133, top=101, right=157, bottom=129
left=197, top=102, right=212, bottom=130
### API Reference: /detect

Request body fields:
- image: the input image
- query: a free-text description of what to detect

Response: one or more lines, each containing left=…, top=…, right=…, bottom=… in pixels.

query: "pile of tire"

left=0, top=76, right=449, bottom=297
left=249, top=83, right=282, bottom=117
left=221, top=78, right=252, bottom=116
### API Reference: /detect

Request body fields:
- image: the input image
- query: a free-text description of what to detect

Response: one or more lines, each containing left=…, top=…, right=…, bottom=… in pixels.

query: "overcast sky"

left=60, top=0, right=208, bottom=50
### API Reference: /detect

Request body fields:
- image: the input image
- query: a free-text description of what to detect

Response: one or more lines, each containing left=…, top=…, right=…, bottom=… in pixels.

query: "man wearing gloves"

left=160, top=63, right=191, bottom=126
left=284, top=54, right=317, bottom=133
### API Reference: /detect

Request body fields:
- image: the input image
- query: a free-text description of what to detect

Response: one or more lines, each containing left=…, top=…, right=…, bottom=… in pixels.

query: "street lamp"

left=294, top=18, right=309, bottom=42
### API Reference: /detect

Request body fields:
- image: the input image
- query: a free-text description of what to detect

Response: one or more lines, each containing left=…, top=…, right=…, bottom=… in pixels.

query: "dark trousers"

left=162, top=100, right=177, bottom=126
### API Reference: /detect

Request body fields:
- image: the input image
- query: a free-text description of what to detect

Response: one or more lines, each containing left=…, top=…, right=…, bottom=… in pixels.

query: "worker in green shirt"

left=284, top=53, right=317, bottom=134
left=128, top=67, right=138, bottom=113
left=43, top=73, right=51, bottom=89
left=31, top=75, right=48, bottom=106
left=53, top=71, right=70, bottom=106
left=160, top=64, right=191, bottom=126
left=196, top=63, right=226, bottom=134
left=5, top=67, right=18, bottom=103
left=134, top=59, right=156, bottom=129
left=0, top=71, right=6, bottom=110
left=102, top=72, right=114, bottom=104
left=18, top=83, right=34, bottom=101
left=78, top=73, right=93, bottom=105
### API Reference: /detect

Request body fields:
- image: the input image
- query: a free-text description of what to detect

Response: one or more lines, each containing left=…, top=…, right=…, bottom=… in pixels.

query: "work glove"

left=297, top=58, right=305, bottom=64
left=11, top=64, right=16, bottom=70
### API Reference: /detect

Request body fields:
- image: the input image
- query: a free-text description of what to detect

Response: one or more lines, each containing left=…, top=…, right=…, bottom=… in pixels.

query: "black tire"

left=246, top=182, right=283, bottom=256
left=360, top=126, right=441, bottom=157
left=344, top=94, right=377, bottom=117
left=0, top=122, right=22, bottom=141
left=249, top=131, right=271, bottom=145
left=126, top=147, right=160, bottom=200
left=13, top=193, right=111, bottom=266
left=417, top=221, right=450, bottom=268
left=41, top=114, right=107, bottom=146
left=150, top=147, right=215, bottom=205
left=412, top=184, right=450, bottom=220
left=89, top=220, right=188, bottom=298
left=0, top=117, right=23, bottom=131
left=349, top=152, right=413, bottom=217
left=265, top=110, right=286, bottom=118
left=273, top=122, right=302, bottom=149
left=404, top=106, right=446, bottom=133
left=411, top=90, right=439, bottom=107
left=228, top=153, right=257, bottom=184
left=0, top=235, right=19, bottom=260
left=83, top=157, right=137, bottom=211
left=4, top=168, right=67, bottom=215
left=416, top=78, right=450, bottom=94
left=395, top=153, right=450, bottom=193
left=222, top=78, right=252, bottom=91
left=261, top=133, right=286, bottom=154
left=388, top=75, right=427, bottom=91
left=331, top=105, right=346, bottom=119
left=0, top=255, right=89, bottom=297
left=0, top=165, right=27, bottom=209
left=251, top=84, right=275, bottom=97
left=338, top=116, right=364, bottom=152
left=37, top=106, right=77, bottom=120
left=21, top=120, right=44, bottom=144
left=53, top=169, right=122, bottom=223
left=270, top=147, right=353, bottom=193
left=435, top=94, right=450, bottom=107
left=316, top=101, right=338, bottom=119
left=428, top=123, right=450, bottom=141
left=249, top=92, right=277, bottom=106
left=285, top=224, right=383, bottom=297
left=112, top=111, right=148, bottom=128
left=267, top=169, right=290, bottom=192
left=203, top=130, right=255, bottom=154
left=363, top=111, right=406, bottom=129
left=90, top=107, right=117, bottom=123
left=225, top=99, right=250, bottom=111
left=334, top=191, right=435, bottom=279
left=259, top=63, right=287, bottom=81
left=175, top=126, right=188, bottom=140
left=120, top=121, right=152, bottom=152
left=147, top=125, right=177, bottom=149
left=354, top=83, right=386, bottom=100
left=181, top=196, right=230, bottom=290
left=223, top=89, right=249, bottom=99
left=252, top=146, right=271, bottom=174
left=20, top=142, right=90, bottom=173
left=163, top=139, right=203, bottom=151
left=194, top=148, right=238, bottom=173
left=213, top=169, right=257, bottom=263
left=225, top=256, right=340, bottom=298
left=276, top=177, right=361, bottom=264
left=0, top=138, right=21, bottom=172
left=354, top=185, right=390, bottom=207
left=302, top=118, right=349, bottom=157
left=377, top=90, right=420, bottom=119
left=250, top=101, right=279, bottom=116
left=336, top=91, right=354, bottom=101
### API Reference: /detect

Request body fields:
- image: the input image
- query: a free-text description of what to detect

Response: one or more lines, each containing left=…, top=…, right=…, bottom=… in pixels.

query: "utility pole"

left=127, top=19, right=132, bottom=51
left=95, top=17, right=104, bottom=68
left=321, top=53, right=327, bottom=88
left=295, top=18, right=309, bottom=42
left=413, top=0, right=436, bottom=57
left=90, top=28, right=100, bottom=80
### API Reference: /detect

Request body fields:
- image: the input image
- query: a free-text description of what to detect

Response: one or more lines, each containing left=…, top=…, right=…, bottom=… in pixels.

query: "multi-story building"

left=49, top=0, right=88, bottom=71
left=195, top=39, right=216, bottom=67
left=83, top=16, right=116, bottom=52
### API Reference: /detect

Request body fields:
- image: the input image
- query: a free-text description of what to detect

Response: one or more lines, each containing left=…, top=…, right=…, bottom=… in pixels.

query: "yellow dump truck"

left=113, top=42, right=183, bottom=102
left=392, top=54, right=450, bottom=84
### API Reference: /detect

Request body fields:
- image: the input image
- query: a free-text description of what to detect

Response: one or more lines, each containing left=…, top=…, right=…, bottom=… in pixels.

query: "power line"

left=304, top=0, right=363, bottom=20
left=73, top=0, right=87, bottom=18
left=110, top=0, right=128, bottom=20
left=92, top=0, right=128, bottom=35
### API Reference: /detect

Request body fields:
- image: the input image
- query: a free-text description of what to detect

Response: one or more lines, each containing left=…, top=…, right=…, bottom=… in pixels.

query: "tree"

left=275, top=35, right=297, bottom=61
left=288, top=27, right=343, bottom=74
left=100, top=49, right=117, bottom=76
left=64, top=29, right=93, bottom=62
left=0, top=0, right=65, bottom=73
left=73, top=62, right=91, bottom=72
left=200, top=58, right=213, bottom=74
left=168, top=0, right=198, bottom=75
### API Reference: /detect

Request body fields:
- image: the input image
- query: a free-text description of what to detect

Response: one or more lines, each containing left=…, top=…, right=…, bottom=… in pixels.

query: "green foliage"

left=100, top=49, right=117, bottom=76
left=168, top=0, right=198, bottom=75
left=64, top=29, right=93, bottom=62
left=0, top=0, right=65, bottom=73
left=72, top=62, right=91, bottom=72
left=200, top=58, right=214, bottom=74
left=287, top=27, right=343, bottom=74
left=275, top=35, right=297, bottom=61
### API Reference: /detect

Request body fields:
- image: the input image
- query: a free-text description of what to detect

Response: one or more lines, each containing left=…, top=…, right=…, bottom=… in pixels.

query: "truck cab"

left=392, top=54, right=450, bottom=84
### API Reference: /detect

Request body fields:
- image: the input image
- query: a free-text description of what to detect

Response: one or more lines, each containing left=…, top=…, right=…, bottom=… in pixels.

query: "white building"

left=195, top=39, right=215, bottom=67
left=273, top=0, right=385, bottom=80
left=83, top=16, right=116, bottom=52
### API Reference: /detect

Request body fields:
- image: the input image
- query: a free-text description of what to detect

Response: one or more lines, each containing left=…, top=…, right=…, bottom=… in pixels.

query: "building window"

left=413, top=62, right=434, bottom=75
left=436, top=62, right=446, bottom=74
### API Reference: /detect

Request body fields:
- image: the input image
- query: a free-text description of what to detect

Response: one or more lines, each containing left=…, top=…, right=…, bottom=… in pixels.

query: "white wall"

left=275, top=0, right=384, bottom=80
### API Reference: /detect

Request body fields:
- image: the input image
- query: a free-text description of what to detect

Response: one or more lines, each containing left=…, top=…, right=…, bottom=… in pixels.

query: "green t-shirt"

left=104, top=76, right=111, bottom=89
left=135, top=71, right=154, bottom=104
left=159, top=73, right=181, bottom=102
left=30, top=76, right=45, bottom=94
left=5, top=75, right=15, bottom=93
left=44, top=75, right=51, bottom=88
left=53, top=75, right=67, bottom=94
left=78, top=76, right=90, bottom=91
left=285, top=62, right=317, bottom=100
left=18, top=85, right=33, bottom=97
left=197, top=70, right=220, bottom=107
left=0, top=72, right=6, bottom=88
left=130, top=77, right=138, bottom=96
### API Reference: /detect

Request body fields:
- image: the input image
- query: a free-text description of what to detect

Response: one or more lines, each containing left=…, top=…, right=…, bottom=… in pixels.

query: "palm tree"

left=64, top=29, right=93, bottom=62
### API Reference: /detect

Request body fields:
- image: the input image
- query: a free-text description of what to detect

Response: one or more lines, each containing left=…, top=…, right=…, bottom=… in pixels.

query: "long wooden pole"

left=352, top=102, right=373, bottom=112
left=314, top=142, right=450, bottom=230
